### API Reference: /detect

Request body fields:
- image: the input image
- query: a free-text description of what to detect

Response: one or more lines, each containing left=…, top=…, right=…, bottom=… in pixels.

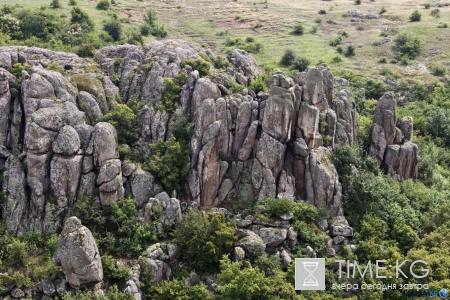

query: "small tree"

left=172, top=210, right=237, bottom=273
left=103, top=19, right=122, bottom=41
left=345, top=45, right=355, bottom=57
left=409, top=10, right=421, bottom=22
left=393, top=33, right=422, bottom=59
left=292, top=23, right=304, bottom=35
left=50, top=0, right=61, bottom=8
left=291, top=57, right=310, bottom=71
left=280, top=49, right=296, bottom=67
left=96, top=0, right=111, bottom=10
left=144, top=8, right=158, bottom=26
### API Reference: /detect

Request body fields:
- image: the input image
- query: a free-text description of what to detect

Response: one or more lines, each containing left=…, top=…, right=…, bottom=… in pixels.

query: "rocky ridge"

left=0, top=40, right=418, bottom=237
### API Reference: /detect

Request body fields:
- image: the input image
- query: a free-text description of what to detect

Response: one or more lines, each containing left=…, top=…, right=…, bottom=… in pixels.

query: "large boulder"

left=52, top=217, right=103, bottom=288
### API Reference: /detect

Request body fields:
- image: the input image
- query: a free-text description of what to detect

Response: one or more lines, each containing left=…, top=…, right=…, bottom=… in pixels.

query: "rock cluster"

left=0, top=40, right=415, bottom=239
left=369, top=92, right=419, bottom=180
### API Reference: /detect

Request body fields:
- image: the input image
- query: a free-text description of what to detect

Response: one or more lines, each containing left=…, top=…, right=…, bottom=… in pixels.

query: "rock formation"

left=0, top=40, right=417, bottom=239
left=369, top=92, right=419, bottom=180
left=52, top=217, right=103, bottom=288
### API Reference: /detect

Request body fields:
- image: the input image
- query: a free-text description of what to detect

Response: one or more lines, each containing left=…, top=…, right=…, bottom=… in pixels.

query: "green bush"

left=291, top=57, right=310, bottom=71
left=69, top=0, right=78, bottom=5
left=180, top=58, right=211, bottom=77
left=329, top=35, right=342, bottom=46
left=249, top=73, right=268, bottom=93
left=280, top=49, right=296, bottom=67
left=153, top=279, right=213, bottom=300
left=217, top=257, right=297, bottom=300
left=11, top=63, right=31, bottom=86
left=103, top=19, right=122, bottom=41
left=102, top=103, right=138, bottom=145
left=172, top=210, right=237, bottom=274
left=74, top=197, right=158, bottom=256
left=332, top=55, right=342, bottom=63
left=380, top=6, right=387, bottom=14
left=425, top=108, right=450, bottom=146
left=50, top=0, right=61, bottom=9
left=345, top=45, right=355, bottom=57
left=71, top=7, right=94, bottom=31
left=409, top=10, right=421, bottom=22
left=318, top=9, right=326, bottom=14
left=393, top=33, right=422, bottom=59
left=149, top=135, right=191, bottom=193
left=258, top=197, right=296, bottom=219
left=96, top=0, right=111, bottom=10
left=292, top=23, right=304, bottom=35
left=170, top=114, right=193, bottom=143
left=101, top=254, right=130, bottom=282
left=144, top=8, right=158, bottom=26
left=161, top=71, right=188, bottom=114
left=212, top=55, right=231, bottom=69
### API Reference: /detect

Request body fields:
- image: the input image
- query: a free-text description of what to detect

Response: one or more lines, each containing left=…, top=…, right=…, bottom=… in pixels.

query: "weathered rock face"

left=369, top=92, right=419, bottom=180
left=0, top=41, right=414, bottom=237
left=52, top=217, right=103, bottom=288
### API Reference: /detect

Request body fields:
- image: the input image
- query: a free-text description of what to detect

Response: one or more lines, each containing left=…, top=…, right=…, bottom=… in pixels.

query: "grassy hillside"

left=1, top=0, right=448, bottom=80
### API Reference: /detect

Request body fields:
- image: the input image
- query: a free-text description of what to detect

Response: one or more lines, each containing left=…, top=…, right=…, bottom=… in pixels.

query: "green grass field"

left=1, top=0, right=449, bottom=81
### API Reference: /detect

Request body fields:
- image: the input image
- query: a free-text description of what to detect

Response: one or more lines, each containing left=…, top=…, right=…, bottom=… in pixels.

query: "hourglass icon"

left=303, top=261, right=319, bottom=286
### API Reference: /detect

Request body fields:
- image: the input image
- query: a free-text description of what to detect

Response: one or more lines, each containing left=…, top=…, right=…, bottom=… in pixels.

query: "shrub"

left=11, top=63, right=31, bottom=86
left=249, top=73, right=268, bottom=94
left=96, top=0, right=111, bottom=10
left=292, top=23, right=304, bottom=35
left=425, top=108, right=450, bottom=146
left=258, top=197, right=296, bottom=219
left=291, top=57, right=310, bottom=71
left=144, top=8, right=158, bottom=26
left=345, top=45, right=355, bottom=57
left=153, top=279, right=213, bottom=300
left=409, top=10, right=421, bottom=22
left=151, top=24, right=168, bottom=38
left=102, top=255, right=130, bottom=282
left=103, top=19, right=122, bottom=41
left=161, top=71, right=187, bottom=114
left=69, top=0, right=78, bottom=5
left=217, top=257, right=297, bottom=300
left=424, top=3, right=431, bottom=8
left=318, top=9, right=326, bottom=14
left=172, top=210, right=237, bottom=273
left=124, top=28, right=143, bottom=45
left=355, top=0, right=361, bottom=4
left=393, top=33, right=421, bottom=60
left=431, top=8, right=440, bottom=17
left=108, top=198, right=159, bottom=255
left=430, top=65, right=447, bottom=76
left=437, top=22, right=449, bottom=28
left=212, top=55, right=231, bottom=69
left=378, top=57, right=387, bottom=63
left=102, top=103, right=138, bottom=144
left=149, top=135, right=191, bottom=193
left=71, top=7, right=94, bottom=31
left=329, top=35, right=342, bottom=46
left=310, top=25, right=318, bottom=34
left=332, top=55, right=342, bottom=63
left=180, top=58, right=210, bottom=77
left=280, top=49, right=296, bottom=66
left=46, top=61, right=61, bottom=72
left=380, top=6, right=387, bottom=14
left=50, top=0, right=61, bottom=9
